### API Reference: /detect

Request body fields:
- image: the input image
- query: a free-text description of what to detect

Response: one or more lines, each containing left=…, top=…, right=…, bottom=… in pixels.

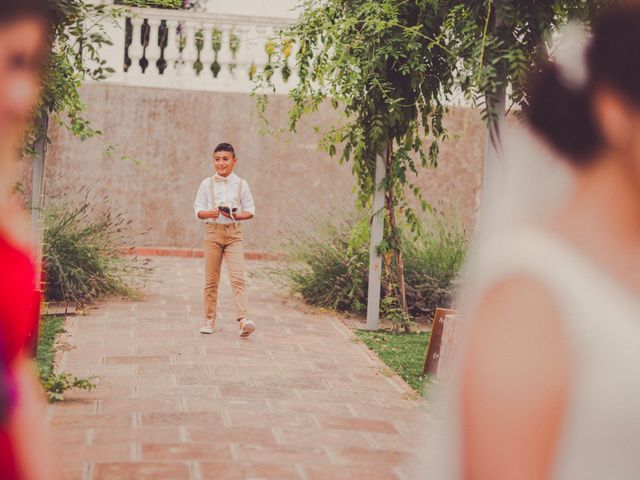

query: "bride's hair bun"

left=527, top=63, right=600, bottom=163
left=526, top=5, right=640, bottom=164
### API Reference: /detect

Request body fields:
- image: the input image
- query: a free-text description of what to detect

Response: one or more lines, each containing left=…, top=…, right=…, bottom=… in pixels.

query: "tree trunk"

left=383, top=141, right=410, bottom=332
left=396, top=249, right=409, bottom=331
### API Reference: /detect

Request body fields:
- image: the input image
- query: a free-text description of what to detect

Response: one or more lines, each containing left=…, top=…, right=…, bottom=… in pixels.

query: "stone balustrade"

left=92, top=4, right=297, bottom=94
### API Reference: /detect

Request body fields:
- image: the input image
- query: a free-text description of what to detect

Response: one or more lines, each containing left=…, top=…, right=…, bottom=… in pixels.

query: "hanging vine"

left=254, top=0, right=609, bottom=328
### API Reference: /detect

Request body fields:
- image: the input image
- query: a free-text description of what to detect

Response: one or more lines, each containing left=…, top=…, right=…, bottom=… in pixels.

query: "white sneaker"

left=199, top=313, right=222, bottom=334
left=239, top=319, right=256, bottom=338
left=199, top=321, right=214, bottom=334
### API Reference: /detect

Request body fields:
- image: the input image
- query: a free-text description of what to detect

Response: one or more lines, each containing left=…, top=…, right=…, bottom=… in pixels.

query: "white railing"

left=93, top=6, right=298, bottom=94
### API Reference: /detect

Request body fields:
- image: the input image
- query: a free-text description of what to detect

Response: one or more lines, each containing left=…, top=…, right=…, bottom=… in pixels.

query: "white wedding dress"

left=410, top=127, right=640, bottom=479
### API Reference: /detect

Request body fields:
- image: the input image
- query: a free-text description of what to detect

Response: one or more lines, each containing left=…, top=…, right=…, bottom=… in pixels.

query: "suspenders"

left=236, top=179, right=243, bottom=207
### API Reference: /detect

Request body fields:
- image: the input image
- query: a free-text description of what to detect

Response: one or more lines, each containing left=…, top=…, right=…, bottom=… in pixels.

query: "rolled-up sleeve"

left=193, top=179, right=208, bottom=220
left=241, top=180, right=256, bottom=217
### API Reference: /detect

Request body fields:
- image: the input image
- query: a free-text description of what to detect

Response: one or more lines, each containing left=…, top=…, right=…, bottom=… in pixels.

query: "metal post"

left=31, top=113, right=48, bottom=291
left=366, top=150, right=386, bottom=331
left=480, top=88, right=506, bottom=231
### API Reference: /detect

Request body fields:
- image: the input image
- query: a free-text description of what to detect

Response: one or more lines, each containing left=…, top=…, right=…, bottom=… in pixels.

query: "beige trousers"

left=203, top=223, right=248, bottom=323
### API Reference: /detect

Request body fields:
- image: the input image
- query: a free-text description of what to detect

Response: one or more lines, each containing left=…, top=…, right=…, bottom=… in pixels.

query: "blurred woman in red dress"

left=1, top=1, right=60, bottom=478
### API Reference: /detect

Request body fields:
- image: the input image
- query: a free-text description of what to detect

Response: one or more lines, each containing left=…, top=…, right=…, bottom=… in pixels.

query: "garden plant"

left=43, top=187, right=151, bottom=305
left=278, top=211, right=467, bottom=329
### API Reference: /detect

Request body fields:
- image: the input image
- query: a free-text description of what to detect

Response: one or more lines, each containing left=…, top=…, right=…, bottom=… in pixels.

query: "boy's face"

left=0, top=18, right=48, bottom=159
left=213, top=150, right=237, bottom=177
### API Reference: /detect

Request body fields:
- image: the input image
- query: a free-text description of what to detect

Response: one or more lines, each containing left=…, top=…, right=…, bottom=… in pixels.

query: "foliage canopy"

left=258, top=0, right=612, bottom=210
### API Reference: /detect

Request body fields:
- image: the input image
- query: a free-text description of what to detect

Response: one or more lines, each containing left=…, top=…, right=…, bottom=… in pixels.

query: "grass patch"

left=36, top=315, right=97, bottom=402
left=36, top=315, right=65, bottom=379
left=355, top=329, right=434, bottom=395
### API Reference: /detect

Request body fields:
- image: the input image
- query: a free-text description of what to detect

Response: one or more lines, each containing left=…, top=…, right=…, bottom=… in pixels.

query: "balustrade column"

left=200, top=25, right=214, bottom=78
left=266, top=27, right=283, bottom=89
left=216, top=25, right=233, bottom=81
left=247, top=25, right=262, bottom=81
left=256, top=26, right=270, bottom=71
left=146, top=17, right=162, bottom=75
left=234, top=27, right=250, bottom=81
left=164, top=19, right=180, bottom=77
left=182, top=21, right=199, bottom=78
left=128, top=17, right=145, bottom=75
left=288, top=41, right=300, bottom=86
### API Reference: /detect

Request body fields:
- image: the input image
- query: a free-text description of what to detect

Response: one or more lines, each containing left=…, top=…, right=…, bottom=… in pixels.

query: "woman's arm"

left=7, top=356, right=60, bottom=480
left=462, top=277, right=569, bottom=480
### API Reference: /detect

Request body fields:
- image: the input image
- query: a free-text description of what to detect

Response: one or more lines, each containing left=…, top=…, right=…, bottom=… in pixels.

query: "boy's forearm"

left=219, top=211, right=253, bottom=221
left=234, top=212, right=254, bottom=221
left=198, top=210, right=218, bottom=220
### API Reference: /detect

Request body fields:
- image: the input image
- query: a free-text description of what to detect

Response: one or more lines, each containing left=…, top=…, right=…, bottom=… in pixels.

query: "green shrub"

left=278, top=212, right=467, bottom=322
left=279, top=216, right=369, bottom=314
left=402, top=215, right=467, bottom=318
left=43, top=191, right=151, bottom=305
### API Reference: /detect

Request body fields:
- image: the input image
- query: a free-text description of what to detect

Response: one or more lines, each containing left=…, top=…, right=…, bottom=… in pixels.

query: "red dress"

left=0, top=232, right=40, bottom=479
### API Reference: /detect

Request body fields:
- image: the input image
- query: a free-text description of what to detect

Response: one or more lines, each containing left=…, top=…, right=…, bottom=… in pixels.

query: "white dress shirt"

left=193, top=172, right=256, bottom=224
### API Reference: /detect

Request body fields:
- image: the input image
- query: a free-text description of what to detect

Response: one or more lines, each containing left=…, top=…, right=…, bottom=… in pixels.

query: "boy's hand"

left=219, top=209, right=232, bottom=219
left=209, top=208, right=220, bottom=219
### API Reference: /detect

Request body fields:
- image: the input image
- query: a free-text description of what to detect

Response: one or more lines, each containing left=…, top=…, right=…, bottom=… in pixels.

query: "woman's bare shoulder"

left=461, top=276, right=570, bottom=479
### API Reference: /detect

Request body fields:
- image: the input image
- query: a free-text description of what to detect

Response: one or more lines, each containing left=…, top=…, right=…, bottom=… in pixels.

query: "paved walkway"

left=48, top=257, right=428, bottom=480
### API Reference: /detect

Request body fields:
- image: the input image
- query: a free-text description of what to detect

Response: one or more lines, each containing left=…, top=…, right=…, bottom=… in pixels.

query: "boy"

left=193, top=143, right=256, bottom=337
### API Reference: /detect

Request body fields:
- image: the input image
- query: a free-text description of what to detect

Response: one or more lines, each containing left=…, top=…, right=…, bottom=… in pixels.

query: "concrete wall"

left=38, top=84, right=485, bottom=251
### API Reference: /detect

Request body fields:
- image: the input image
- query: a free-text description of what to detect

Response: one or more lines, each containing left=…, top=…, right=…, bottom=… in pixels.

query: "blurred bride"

left=415, top=4, right=640, bottom=479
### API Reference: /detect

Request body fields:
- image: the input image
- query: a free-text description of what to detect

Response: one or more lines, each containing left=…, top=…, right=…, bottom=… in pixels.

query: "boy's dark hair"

left=0, top=0, right=58, bottom=30
left=213, top=143, right=236, bottom=157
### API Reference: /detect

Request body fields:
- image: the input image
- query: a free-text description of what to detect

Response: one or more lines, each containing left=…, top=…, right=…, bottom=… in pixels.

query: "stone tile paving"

left=47, top=257, right=429, bottom=480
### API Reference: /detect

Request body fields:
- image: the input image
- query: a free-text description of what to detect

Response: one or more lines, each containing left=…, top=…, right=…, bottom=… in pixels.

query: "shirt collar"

left=214, top=172, right=237, bottom=181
